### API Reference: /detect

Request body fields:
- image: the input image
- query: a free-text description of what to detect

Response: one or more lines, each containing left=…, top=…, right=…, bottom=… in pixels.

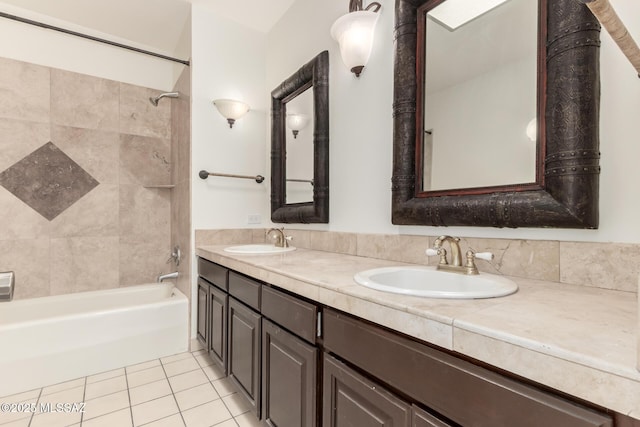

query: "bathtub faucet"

left=157, top=271, right=179, bottom=283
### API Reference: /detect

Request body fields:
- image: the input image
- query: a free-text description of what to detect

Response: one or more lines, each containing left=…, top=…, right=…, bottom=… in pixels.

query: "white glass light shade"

left=331, top=10, right=379, bottom=77
left=286, top=114, right=310, bottom=139
left=428, top=0, right=510, bottom=31
left=213, top=99, right=250, bottom=128
left=526, top=118, right=537, bottom=142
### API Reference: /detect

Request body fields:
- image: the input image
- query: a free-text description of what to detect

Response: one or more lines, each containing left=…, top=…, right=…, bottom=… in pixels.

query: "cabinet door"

left=196, top=279, right=208, bottom=346
left=262, top=319, right=317, bottom=427
left=208, top=284, right=228, bottom=374
left=412, top=405, right=454, bottom=427
left=228, top=297, right=261, bottom=417
left=323, top=354, right=410, bottom=427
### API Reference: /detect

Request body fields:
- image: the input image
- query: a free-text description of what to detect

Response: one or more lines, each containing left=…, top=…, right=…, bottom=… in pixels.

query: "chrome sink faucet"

left=266, top=227, right=292, bottom=248
left=427, top=235, right=494, bottom=275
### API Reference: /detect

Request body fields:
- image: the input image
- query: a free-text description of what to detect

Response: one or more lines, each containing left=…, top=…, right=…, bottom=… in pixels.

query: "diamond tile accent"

left=0, top=142, right=99, bottom=220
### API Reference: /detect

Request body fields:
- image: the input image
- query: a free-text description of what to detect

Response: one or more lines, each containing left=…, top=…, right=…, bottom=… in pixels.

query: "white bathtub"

left=0, top=283, right=189, bottom=397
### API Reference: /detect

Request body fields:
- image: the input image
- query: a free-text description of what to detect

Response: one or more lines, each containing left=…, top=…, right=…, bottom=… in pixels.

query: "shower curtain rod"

left=0, top=11, right=190, bottom=66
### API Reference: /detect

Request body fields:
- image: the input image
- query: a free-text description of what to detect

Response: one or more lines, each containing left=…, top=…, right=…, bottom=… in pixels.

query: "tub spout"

left=157, top=271, right=179, bottom=283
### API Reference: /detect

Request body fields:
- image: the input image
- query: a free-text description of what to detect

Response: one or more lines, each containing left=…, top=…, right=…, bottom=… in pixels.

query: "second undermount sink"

left=354, top=266, right=518, bottom=299
left=224, top=244, right=297, bottom=254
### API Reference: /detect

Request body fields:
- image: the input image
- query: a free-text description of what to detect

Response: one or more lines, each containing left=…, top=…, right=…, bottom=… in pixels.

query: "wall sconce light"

left=286, top=114, right=310, bottom=139
left=330, top=1, right=382, bottom=77
left=212, top=99, right=250, bottom=128
left=526, top=118, right=537, bottom=142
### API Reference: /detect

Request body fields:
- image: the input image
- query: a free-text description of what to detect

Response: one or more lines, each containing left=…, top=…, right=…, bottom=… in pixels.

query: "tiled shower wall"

left=171, top=67, right=191, bottom=301
left=0, top=56, right=176, bottom=299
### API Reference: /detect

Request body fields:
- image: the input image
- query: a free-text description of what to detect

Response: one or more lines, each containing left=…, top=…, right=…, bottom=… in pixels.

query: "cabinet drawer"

left=323, top=309, right=612, bottom=427
left=323, top=353, right=410, bottom=427
left=229, top=272, right=261, bottom=311
left=198, top=257, right=228, bottom=291
left=262, top=286, right=318, bottom=344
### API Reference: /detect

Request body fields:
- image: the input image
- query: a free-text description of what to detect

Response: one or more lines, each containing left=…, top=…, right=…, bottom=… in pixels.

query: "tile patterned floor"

left=0, top=350, right=263, bottom=427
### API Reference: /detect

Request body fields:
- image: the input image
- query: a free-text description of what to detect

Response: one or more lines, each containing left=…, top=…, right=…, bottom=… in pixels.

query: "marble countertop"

left=196, top=245, right=639, bottom=419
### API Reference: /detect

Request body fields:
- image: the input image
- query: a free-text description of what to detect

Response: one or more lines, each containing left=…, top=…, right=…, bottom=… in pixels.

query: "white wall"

left=264, top=0, right=640, bottom=244
left=0, top=3, right=181, bottom=91
left=191, top=4, right=268, bottom=231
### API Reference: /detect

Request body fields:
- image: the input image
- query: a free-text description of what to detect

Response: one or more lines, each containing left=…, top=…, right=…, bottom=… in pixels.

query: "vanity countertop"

left=196, top=245, right=639, bottom=419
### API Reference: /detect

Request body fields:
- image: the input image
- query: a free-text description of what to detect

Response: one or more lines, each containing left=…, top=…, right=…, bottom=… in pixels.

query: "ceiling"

left=0, top=0, right=296, bottom=58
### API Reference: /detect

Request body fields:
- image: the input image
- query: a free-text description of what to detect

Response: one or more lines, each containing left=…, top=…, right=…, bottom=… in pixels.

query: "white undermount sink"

left=224, top=244, right=297, bottom=254
left=354, top=266, right=518, bottom=299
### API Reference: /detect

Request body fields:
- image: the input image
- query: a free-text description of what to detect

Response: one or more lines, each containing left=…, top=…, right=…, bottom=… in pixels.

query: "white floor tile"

left=0, top=390, right=39, bottom=425
left=81, top=408, right=132, bottom=427
left=161, top=352, right=193, bottom=365
left=127, top=366, right=166, bottom=388
left=126, top=359, right=161, bottom=374
left=86, top=368, right=125, bottom=384
left=30, top=410, right=82, bottom=427
left=129, top=379, right=172, bottom=406
left=174, top=383, right=219, bottom=411
left=0, top=389, right=40, bottom=403
left=83, top=390, right=130, bottom=421
left=181, top=400, right=232, bottom=427
left=84, top=375, right=127, bottom=400
left=38, top=385, right=84, bottom=406
left=234, top=412, right=263, bottom=427
left=143, top=413, right=185, bottom=427
left=132, top=395, right=178, bottom=426
left=163, top=357, right=200, bottom=378
left=222, top=393, right=251, bottom=417
left=41, top=378, right=85, bottom=396
left=194, top=354, right=213, bottom=368
left=168, top=370, right=208, bottom=393
left=191, top=350, right=207, bottom=357
left=0, top=417, right=32, bottom=427
left=202, top=364, right=225, bottom=382
left=211, top=378, right=236, bottom=398
left=213, top=420, right=238, bottom=427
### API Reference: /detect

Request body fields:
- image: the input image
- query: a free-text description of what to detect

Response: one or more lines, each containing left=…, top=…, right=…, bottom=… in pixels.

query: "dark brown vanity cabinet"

left=261, top=286, right=319, bottom=427
left=227, top=272, right=263, bottom=418
left=323, top=309, right=612, bottom=427
left=197, top=257, right=229, bottom=374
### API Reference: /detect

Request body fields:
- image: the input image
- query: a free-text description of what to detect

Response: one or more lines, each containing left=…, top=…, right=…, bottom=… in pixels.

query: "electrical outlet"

left=247, top=214, right=262, bottom=224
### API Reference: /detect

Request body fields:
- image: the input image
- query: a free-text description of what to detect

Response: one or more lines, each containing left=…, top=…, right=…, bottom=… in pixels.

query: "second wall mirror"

left=392, top=0, right=601, bottom=228
left=271, top=50, right=329, bottom=223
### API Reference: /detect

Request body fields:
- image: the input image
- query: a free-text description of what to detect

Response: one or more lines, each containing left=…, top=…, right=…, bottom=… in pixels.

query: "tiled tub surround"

left=0, top=283, right=188, bottom=397
left=196, top=243, right=640, bottom=421
left=0, top=56, right=176, bottom=299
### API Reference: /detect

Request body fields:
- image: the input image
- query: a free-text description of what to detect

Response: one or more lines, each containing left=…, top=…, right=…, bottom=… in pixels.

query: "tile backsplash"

left=196, top=228, right=639, bottom=294
left=0, top=56, right=174, bottom=299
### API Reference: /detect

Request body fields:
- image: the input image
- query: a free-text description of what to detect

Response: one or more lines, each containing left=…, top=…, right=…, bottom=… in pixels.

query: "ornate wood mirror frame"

left=271, top=50, right=329, bottom=223
left=392, top=0, right=601, bottom=228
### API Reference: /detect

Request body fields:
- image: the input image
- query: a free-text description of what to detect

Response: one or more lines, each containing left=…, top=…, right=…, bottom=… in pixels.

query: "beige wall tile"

left=560, top=242, right=640, bottom=292
left=120, top=83, right=171, bottom=139
left=120, top=134, right=171, bottom=185
left=119, top=241, right=171, bottom=286
left=52, top=125, right=120, bottom=184
left=279, top=229, right=311, bottom=248
left=50, top=184, right=118, bottom=238
left=357, top=233, right=430, bottom=265
left=195, top=229, right=254, bottom=246
left=0, top=119, right=50, bottom=172
left=431, top=236, right=560, bottom=282
left=50, top=236, right=119, bottom=295
left=0, top=238, right=50, bottom=299
left=171, top=97, right=190, bottom=186
left=308, top=230, right=357, bottom=255
left=51, top=69, right=119, bottom=131
left=120, top=185, right=170, bottom=244
left=0, top=57, right=50, bottom=123
left=0, top=188, right=50, bottom=240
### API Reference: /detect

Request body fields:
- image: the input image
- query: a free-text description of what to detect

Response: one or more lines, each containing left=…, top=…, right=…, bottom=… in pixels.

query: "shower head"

left=149, top=92, right=179, bottom=106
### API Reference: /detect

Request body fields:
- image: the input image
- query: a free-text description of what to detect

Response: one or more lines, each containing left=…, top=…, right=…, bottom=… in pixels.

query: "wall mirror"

left=271, top=50, right=329, bottom=223
left=392, top=0, right=601, bottom=228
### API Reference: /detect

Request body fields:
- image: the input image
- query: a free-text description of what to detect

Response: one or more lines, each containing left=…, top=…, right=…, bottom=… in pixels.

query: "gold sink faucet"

left=428, top=235, right=494, bottom=275
left=266, top=227, right=292, bottom=248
